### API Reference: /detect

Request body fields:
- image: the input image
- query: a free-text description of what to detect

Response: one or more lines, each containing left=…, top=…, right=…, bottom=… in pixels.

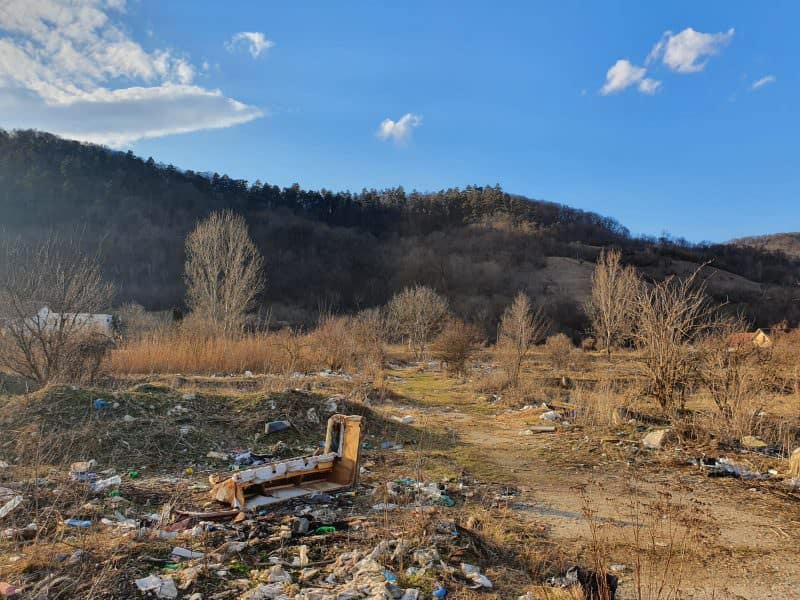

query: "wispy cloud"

left=0, top=0, right=262, bottom=147
left=226, top=32, right=274, bottom=59
left=377, top=113, right=422, bottom=144
left=600, top=59, right=661, bottom=96
left=647, top=27, right=735, bottom=73
left=750, top=74, right=776, bottom=90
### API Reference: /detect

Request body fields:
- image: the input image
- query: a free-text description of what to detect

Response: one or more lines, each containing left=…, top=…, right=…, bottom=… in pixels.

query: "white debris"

left=0, top=495, right=23, bottom=520
left=171, top=546, right=205, bottom=560
left=461, top=562, right=493, bottom=588
left=135, top=575, right=178, bottom=599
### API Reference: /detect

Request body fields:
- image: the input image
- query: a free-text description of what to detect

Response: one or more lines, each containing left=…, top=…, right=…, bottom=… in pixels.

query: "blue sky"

left=0, top=1, right=796, bottom=242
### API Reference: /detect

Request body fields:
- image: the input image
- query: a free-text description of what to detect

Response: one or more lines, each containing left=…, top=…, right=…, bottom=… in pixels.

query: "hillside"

left=2, top=128, right=799, bottom=333
left=732, top=233, right=800, bottom=260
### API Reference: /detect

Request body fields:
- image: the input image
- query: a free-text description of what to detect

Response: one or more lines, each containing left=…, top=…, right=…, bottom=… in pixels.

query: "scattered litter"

left=244, top=370, right=254, bottom=378
left=91, top=474, right=122, bottom=492
left=0, top=495, right=23, bottom=520
left=64, top=519, right=92, bottom=528
left=93, top=398, right=109, bottom=410
left=519, top=426, right=556, bottom=435
left=0, top=461, right=9, bottom=469
left=461, top=563, right=493, bottom=588
left=264, top=420, right=291, bottom=434
left=539, top=411, right=561, bottom=421
left=432, top=584, right=448, bottom=598
left=181, top=393, right=196, bottom=401
left=380, top=441, right=403, bottom=450
left=0, top=582, right=18, bottom=598
left=171, top=546, right=205, bottom=560
left=324, top=396, right=342, bottom=413
left=392, top=415, right=415, bottom=425
left=694, top=457, right=768, bottom=480
left=135, top=575, right=178, bottom=599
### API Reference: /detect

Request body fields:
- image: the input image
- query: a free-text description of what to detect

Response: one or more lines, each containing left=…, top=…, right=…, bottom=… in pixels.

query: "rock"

left=642, top=429, right=673, bottom=450
left=741, top=435, right=768, bottom=449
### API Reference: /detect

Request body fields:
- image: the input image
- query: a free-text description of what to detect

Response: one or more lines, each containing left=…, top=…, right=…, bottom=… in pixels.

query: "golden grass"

left=110, top=330, right=315, bottom=375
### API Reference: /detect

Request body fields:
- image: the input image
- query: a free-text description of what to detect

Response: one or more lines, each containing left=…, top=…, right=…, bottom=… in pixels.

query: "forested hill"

left=2, top=129, right=799, bottom=333
left=732, top=233, right=800, bottom=260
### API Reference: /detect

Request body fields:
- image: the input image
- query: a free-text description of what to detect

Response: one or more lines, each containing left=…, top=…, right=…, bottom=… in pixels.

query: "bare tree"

left=496, top=292, right=549, bottom=387
left=588, top=249, right=638, bottom=357
left=632, top=267, right=722, bottom=410
left=184, top=211, right=265, bottom=337
left=387, top=285, right=449, bottom=359
left=0, top=237, right=115, bottom=385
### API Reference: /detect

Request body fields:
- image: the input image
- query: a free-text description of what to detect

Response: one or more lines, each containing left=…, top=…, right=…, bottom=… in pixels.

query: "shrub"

left=431, top=319, right=483, bottom=377
left=544, top=333, right=577, bottom=370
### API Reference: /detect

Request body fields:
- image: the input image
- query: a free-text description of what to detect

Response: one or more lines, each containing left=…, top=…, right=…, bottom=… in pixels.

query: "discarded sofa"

left=209, top=414, right=363, bottom=511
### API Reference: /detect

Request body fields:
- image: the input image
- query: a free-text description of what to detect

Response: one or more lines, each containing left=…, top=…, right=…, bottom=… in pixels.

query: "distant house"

left=726, top=329, right=772, bottom=351
left=29, top=306, right=115, bottom=336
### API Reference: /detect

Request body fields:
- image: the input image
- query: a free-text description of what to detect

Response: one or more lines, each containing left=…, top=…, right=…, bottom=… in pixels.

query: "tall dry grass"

left=110, top=311, right=387, bottom=377
left=110, top=330, right=311, bottom=375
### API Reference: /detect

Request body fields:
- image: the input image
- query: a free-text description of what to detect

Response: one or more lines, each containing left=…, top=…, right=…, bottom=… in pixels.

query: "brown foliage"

left=431, top=319, right=483, bottom=377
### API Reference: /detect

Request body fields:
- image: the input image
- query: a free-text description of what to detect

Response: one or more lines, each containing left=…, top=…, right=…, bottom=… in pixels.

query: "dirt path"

left=384, top=370, right=800, bottom=599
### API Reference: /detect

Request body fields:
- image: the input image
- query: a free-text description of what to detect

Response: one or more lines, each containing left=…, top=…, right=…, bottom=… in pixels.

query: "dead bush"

left=309, top=313, right=357, bottom=371
left=632, top=267, right=722, bottom=411
left=387, top=285, right=449, bottom=359
left=544, top=333, right=584, bottom=371
left=431, top=319, right=483, bottom=377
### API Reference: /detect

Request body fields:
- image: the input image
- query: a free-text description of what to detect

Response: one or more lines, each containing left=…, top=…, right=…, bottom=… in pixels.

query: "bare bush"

left=496, top=292, right=549, bottom=387
left=185, top=210, right=265, bottom=337
left=431, top=319, right=483, bottom=377
left=117, top=302, right=172, bottom=341
left=544, top=333, right=579, bottom=370
left=588, top=249, right=638, bottom=356
left=310, top=313, right=357, bottom=372
left=632, top=267, right=722, bottom=410
left=387, top=285, right=449, bottom=359
left=0, top=237, right=115, bottom=385
left=697, top=320, right=767, bottom=418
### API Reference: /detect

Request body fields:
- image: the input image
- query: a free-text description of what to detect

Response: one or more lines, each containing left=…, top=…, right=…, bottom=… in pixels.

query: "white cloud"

left=0, top=0, right=262, bottom=146
left=751, top=74, right=776, bottom=90
left=600, top=59, right=659, bottom=95
left=377, top=113, right=422, bottom=144
left=648, top=27, right=734, bottom=73
left=637, top=78, right=662, bottom=95
left=226, top=32, right=274, bottom=59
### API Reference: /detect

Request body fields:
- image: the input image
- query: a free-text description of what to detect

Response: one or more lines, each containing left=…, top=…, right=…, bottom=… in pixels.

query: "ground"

left=0, top=352, right=799, bottom=599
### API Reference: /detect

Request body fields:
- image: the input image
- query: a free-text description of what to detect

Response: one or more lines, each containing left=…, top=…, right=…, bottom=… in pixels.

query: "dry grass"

left=571, top=379, right=630, bottom=428
left=110, top=330, right=306, bottom=375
